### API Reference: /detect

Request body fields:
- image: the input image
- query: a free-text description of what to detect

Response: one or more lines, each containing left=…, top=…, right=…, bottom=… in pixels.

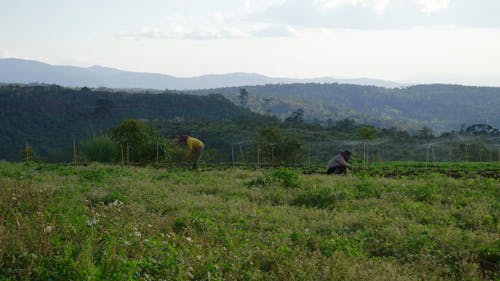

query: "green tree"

left=110, top=119, right=167, bottom=164
left=255, top=127, right=304, bottom=165
left=81, top=135, right=119, bottom=163
left=19, top=143, right=35, bottom=162
left=239, top=88, right=249, bottom=107
left=285, top=109, right=305, bottom=127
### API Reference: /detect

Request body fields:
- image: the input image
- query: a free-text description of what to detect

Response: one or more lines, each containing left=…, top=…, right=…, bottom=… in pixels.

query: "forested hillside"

left=0, top=84, right=274, bottom=161
left=190, top=83, right=500, bottom=132
left=2, top=83, right=499, bottom=164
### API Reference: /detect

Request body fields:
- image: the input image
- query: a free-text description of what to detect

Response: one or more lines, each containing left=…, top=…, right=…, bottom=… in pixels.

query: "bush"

left=271, top=167, right=299, bottom=188
left=81, top=135, right=118, bottom=163
left=246, top=167, right=299, bottom=188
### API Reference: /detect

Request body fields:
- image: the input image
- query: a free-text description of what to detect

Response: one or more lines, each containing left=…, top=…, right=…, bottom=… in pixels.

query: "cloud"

left=250, top=24, right=299, bottom=37
left=117, top=0, right=500, bottom=41
left=117, top=23, right=298, bottom=40
left=314, top=0, right=449, bottom=14
left=414, top=0, right=451, bottom=14
left=247, top=0, right=500, bottom=29
left=315, top=0, right=391, bottom=13
left=244, top=0, right=287, bottom=13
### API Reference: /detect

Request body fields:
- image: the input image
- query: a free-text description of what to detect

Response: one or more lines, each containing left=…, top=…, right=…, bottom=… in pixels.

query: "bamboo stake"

left=127, top=144, right=130, bottom=165
left=308, top=145, right=311, bottom=168
left=73, top=136, right=77, bottom=165
left=239, top=144, right=245, bottom=166
left=231, top=144, right=235, bottom=167
left=25, top=142, right=29, bottom=162
left=257, top=144, right=260, bottom=168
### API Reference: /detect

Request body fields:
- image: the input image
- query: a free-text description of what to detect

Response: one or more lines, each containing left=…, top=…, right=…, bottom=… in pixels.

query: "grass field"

left=1, top=161, right=499, bottom=280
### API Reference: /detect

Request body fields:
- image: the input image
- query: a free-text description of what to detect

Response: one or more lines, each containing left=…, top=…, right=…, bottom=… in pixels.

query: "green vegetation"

left=2, top=84, right=500, bottom=166
left=0, top=84, right=275, bottom=161
left=191, top=84, right=500, bottom=131
left=1, top=161, right=498, bottom=280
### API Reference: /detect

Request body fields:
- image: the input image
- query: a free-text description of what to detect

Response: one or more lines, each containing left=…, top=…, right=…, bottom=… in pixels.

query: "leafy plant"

left=81, top=135, right=119, bottom=163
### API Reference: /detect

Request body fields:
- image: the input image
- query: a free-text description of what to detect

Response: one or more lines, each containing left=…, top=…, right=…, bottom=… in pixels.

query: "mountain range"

left=0, top=58, right=405, bottom=89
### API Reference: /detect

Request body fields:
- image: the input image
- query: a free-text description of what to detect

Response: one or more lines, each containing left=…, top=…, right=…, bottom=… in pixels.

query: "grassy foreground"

left=0, top=162, right=499, bottom=280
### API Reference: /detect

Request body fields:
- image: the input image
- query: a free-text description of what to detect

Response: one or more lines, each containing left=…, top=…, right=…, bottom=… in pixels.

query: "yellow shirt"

left=186, top=136, right=204, bottom=152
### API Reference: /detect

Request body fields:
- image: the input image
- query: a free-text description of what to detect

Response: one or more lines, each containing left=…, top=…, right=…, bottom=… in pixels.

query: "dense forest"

left=189, top=83, right=500, bottom=132
left=1, top=84, right=499, bottom=164
left=0, top=84, right=275, bottom=161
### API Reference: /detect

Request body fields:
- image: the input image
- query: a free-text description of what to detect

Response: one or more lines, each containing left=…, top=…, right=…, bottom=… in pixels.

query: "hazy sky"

left=1, top=0, right=500, bottom=85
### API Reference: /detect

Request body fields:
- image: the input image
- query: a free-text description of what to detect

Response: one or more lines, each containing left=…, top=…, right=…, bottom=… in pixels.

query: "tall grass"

left=0, top=161, right=498, bottom=280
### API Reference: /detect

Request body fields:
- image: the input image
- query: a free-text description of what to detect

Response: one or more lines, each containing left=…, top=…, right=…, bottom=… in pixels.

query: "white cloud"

left=244, top=0, right=286, bottom=14
left=117, top=23, right=298, bottom=40
left=315, top=0, right=449, bottom=14
left=414, top=0, right=451, bottom=14
left=315, top=0, right=391, bottom=12
left=250, top=24, right=299, bottom=37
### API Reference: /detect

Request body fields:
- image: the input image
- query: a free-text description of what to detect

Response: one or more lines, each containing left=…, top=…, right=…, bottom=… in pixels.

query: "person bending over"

left=178, top=134, right=205, bottom=170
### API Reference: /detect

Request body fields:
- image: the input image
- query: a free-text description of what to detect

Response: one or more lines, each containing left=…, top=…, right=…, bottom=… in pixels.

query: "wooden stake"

left=307, top=145, right=311, bottom=168
left=239, top=144, right=245, bottom=166
left=25, top=142, right=29, bottom=162
left=127, top=144, right=130, bottom=165
left=73, top=136, right=77, bottom=165
left=231, top=144, right=235, bottom=167
left=257, top=144, right=260, bottom=168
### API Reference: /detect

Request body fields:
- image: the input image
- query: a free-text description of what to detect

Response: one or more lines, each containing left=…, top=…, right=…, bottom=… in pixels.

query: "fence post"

left=465, top=144, right=469, bottom=162
left=257, top=144, right=260, bottom=168
left=73, top=136, right=77, bottom=165
left=307, top=144, right=311, bottom=168
left=231, top=144, right=235, bottom=167
left=239, top=144, right=245, bottom=167
left=271, top=145, right=275, bottom=167
left=25, top=142, right=29, bottom=162
left=127, top=144, right=130, bottom=165
left=156, top=139, right=159, bottom=166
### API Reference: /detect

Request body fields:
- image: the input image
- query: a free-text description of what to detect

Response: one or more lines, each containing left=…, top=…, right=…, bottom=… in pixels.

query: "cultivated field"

left=1, top=161, right=499, bottom=280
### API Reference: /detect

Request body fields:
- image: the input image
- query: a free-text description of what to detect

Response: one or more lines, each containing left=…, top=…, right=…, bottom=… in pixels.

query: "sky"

left=1, top=0, right=500, bottom=86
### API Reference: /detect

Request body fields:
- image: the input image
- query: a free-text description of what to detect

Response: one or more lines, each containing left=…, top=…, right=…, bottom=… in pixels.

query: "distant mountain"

left=0, top=58, right=405, bottom=89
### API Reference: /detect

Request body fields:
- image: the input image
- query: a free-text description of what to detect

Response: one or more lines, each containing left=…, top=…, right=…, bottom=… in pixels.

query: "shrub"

left=81, top=135, right=118, bottom=163
left=271, top=167, right=299, bottom=188
left=246, top=167, right=300, bottom=188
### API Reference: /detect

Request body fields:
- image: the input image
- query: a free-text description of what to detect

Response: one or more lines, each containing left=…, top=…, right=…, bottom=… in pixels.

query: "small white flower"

left=185, top=237, right=192, bottom=242
left=134, top=231, right=142, bottom=238
left=44, top=225, right=54, bottom=233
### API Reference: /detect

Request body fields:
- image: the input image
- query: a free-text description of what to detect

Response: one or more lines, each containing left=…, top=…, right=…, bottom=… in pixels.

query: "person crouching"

left=326, top=150, right=352, bottom=175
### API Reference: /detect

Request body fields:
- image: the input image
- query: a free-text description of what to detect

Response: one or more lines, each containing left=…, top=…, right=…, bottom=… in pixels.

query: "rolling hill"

left=0, top=84, right=274, bottom=161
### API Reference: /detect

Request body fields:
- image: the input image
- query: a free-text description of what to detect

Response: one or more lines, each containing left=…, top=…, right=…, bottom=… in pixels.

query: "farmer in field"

left=326, top=150, right=351, bottom=175
left=178, top=134, right=205, bottom=170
